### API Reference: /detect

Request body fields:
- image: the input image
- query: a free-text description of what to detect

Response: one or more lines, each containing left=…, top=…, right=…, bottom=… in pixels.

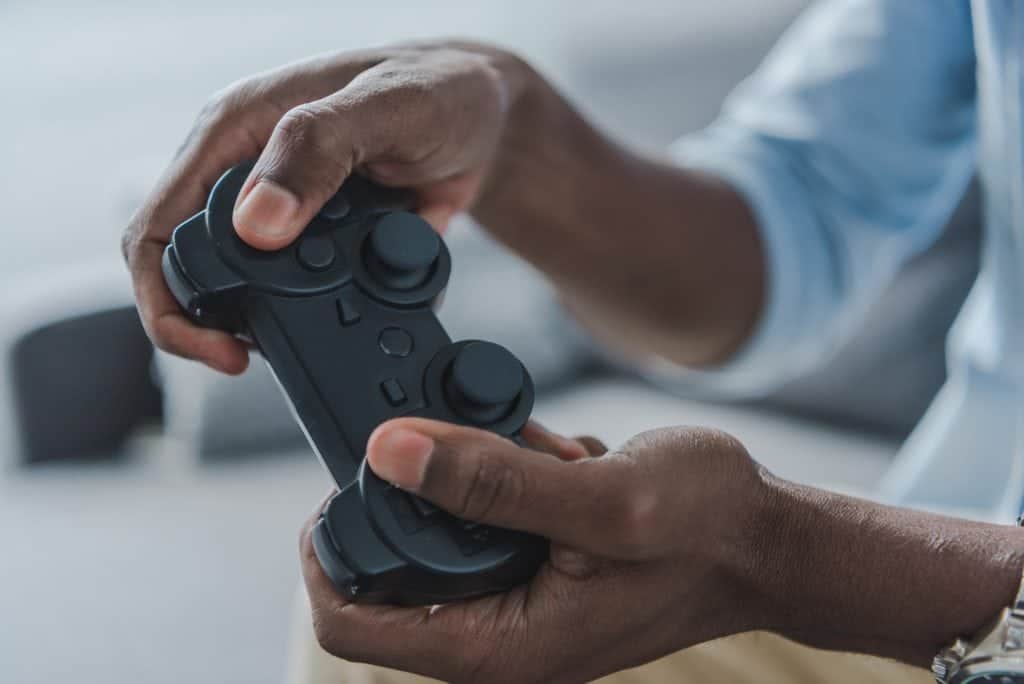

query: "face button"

left=378, top=327, right=414, bottom=358
left=297, top=234, right=336, bottom=271
left=380, top=378, right=407, bottom=406
left=445, top=342, right=524, bottom=424
left=366, top=212, right=440, bottom=290
left=319, top=191, right=351, bottom=221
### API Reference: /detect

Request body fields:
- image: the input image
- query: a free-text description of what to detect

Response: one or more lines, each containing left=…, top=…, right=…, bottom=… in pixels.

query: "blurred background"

left=0, top=1, right=981, bottom=683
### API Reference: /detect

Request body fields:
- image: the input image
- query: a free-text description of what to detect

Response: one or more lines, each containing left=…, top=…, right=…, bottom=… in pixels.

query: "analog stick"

left=445, top=342, right=524, bottom=424
left=365, top=213, right=441, bottom=290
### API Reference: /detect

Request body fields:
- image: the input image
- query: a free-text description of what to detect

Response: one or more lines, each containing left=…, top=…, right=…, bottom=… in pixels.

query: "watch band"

left=933, top=516, right=1024, bottom=682
left=1015, top=513, right=1024, bottom=615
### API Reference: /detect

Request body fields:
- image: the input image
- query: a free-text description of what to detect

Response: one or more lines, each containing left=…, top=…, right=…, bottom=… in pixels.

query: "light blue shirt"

left=668, top=0, right=1024, bottom=519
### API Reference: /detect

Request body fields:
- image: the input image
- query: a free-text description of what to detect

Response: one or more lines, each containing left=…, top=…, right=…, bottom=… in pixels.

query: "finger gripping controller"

left=162, top=161, right=545, bottom=605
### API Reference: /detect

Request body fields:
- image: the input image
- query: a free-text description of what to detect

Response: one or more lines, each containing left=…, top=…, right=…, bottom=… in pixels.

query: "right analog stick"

left=366, top=212, right=441, bottom=290
left=445, top=342, right=524, bottom=424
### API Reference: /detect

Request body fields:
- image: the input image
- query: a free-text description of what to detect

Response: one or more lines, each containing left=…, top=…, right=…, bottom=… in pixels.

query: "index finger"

left=124, top=53, right=386, bottom=369
left=297, top=503, right=512, bottom=681
left=124, top=149, right=257, bottom=373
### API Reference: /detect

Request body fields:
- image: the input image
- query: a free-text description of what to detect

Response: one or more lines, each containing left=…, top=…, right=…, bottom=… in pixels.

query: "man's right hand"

left=122, top=42, right=530, bottom=374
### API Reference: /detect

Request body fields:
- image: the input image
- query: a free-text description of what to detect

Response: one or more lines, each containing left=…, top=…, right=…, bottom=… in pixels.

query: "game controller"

left=162, top=161, right=546, bottom=605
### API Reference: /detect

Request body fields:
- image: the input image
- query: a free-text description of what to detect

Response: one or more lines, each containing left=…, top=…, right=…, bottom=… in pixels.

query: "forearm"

left=473, top=54, right=764, bottom=367
left=753, top=472, right=1024, bottom=666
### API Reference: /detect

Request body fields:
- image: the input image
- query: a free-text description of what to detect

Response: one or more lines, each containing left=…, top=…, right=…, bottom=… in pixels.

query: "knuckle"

left=310, top=609, right=342, bottom=657
left=121, top=209, right=152, bottom=268
left=607, top=475, right=661, bottom=556
left=119, top=226, right=138, bottom=265
left=193, top=94, right=232, bottom=137
left=363, top=56, right=451, bottom=123
left=457, top=452, right=525, bottom=522
left=187, top=79, right=264, bottom=150
left=148, top=330, right=176, bottom=356
left=198, top=81, right=250, bottom=129
left=275, top=103, right=340, bottom=152
left=297, top=521, right=310, bottom=555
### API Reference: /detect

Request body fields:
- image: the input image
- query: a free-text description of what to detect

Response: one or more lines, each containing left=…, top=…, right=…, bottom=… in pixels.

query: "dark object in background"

left=10, top=307, right=162, bottom=463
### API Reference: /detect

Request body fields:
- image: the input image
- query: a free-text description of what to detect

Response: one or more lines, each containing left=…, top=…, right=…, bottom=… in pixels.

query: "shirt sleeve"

left=652, top=0, right=978, bottom=397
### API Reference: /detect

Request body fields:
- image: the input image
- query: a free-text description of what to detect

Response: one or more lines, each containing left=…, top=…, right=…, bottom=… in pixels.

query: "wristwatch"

left=932, top=516, right=1024, bottom=683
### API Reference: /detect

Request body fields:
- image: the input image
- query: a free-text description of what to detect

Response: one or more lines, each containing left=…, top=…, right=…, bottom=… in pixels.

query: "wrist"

left=485, top=47, right=538, bottom=118
left=474, top=49, right=551, bottom=211
left=744, top=471, right=1024, bottom=665
left=712, top=460, right=792, bottom=638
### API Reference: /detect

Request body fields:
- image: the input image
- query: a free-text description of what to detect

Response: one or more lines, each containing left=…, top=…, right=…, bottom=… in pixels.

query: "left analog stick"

left=365, top=213, right=440, bottom=290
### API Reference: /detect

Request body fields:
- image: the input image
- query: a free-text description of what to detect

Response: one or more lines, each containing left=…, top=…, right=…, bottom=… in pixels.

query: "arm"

left=476, top=0, right=980, bottom=394
left=472, top=58, right=765, bottom=367
left=122, top=5, right=975, bottom=384
left=121, top=41, right=762, bottom=375
left=299, top=420, right=1024, bottom=682
left=759, top=476, right=1024, bottom=665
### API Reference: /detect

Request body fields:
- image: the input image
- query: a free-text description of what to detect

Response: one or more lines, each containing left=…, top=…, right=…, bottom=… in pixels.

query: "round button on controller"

left=319, top=191, right=351, bottom=221
left=446, top=342, right=524, bottom=424
left=379, top=327, right=414, bottom=358
left=297, top=234, right=336, bottom=272
left=366, top=213, right=440, bottom=290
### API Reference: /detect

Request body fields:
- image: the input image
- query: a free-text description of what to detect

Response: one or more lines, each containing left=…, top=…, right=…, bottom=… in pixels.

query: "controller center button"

left=297, top=234, right=336, bottom=272
left=445, top=342, right=524, bottom=424
left=366, top=213, right=440, bottom=290
left=381, top=378, right=407, bottom=406
left=319, top=191, right=351, bottom=221
left=378, top=327, right=414, bottom=358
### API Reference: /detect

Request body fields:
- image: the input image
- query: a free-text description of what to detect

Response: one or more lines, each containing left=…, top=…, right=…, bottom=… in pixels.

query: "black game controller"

left=162, top=161, right=546, bottom=605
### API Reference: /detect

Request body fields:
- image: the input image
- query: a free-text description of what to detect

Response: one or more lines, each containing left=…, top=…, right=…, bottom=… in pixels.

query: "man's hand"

left=121, top=42, right=527, bottom=374
left=301, top=419, right=1024, bottom=682
left=299, top=419, right=768, bottom=683
left=124, top=40, right=768, bottom=378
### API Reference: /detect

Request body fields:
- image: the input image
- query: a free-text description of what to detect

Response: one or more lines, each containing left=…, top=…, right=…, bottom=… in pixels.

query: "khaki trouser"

left=284, top=590, right=933, bottom=684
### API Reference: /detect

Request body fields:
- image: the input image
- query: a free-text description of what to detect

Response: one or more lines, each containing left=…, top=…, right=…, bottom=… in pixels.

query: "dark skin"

left=123, top=41, right=1024, bottom=682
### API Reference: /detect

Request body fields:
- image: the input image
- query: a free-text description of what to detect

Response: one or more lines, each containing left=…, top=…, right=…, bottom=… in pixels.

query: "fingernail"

left=367, top=428, right=434, bottom=491
left=233, top=180, right=300, bottom=239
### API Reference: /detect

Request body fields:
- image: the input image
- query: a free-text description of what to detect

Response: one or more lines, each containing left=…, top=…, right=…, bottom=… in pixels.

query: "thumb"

left=231, top=61, right=454, bottom=250
left=231, top=93, right=366, bottom=250
left=366, top=418, right=638, bottom=556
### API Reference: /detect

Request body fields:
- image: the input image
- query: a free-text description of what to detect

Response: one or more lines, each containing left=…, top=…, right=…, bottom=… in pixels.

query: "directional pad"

left=335, top=293, right=361, bottom=326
